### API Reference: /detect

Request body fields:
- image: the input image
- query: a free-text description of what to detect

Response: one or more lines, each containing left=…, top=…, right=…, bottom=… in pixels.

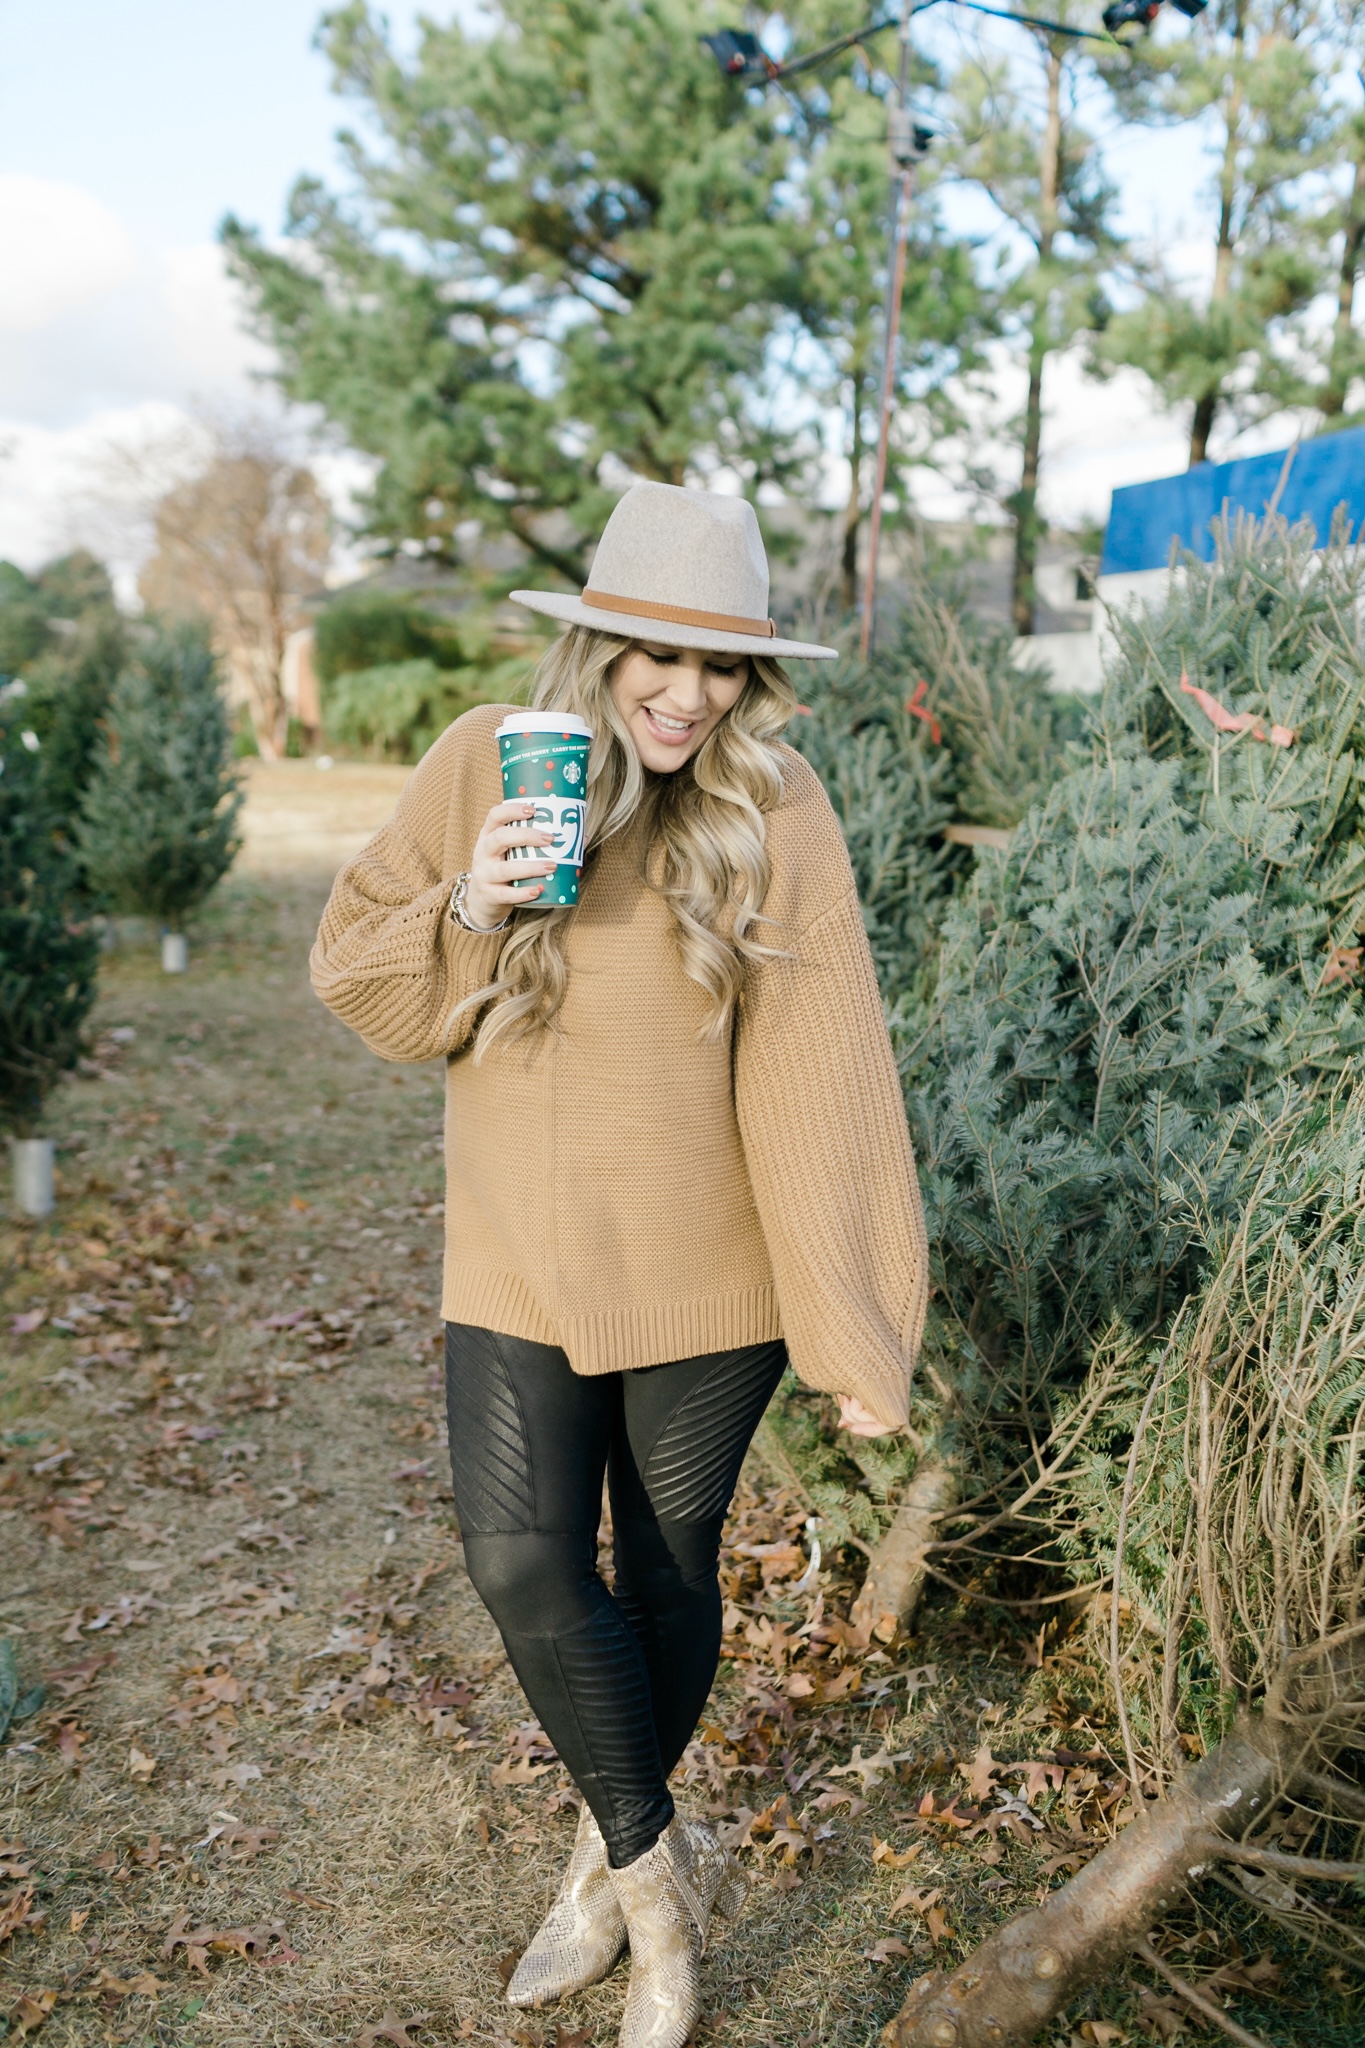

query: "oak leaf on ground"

left=353, top=2013, right=432, bottom=2047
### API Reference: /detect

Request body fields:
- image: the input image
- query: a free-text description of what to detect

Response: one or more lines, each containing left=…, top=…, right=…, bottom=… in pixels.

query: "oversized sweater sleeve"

left=309, top=706, right=509, bottom=1064
left=734, top=806, right=928, bottom=1431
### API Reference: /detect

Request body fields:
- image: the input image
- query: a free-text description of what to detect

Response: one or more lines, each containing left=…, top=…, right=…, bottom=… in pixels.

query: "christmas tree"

left=78, top=620, right=243, bottom=941
left=0, top=699, right=99, bottom=1139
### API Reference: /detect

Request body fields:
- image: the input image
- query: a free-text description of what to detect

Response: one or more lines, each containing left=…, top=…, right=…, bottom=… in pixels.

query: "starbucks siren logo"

left=564, top=759, right=582, bottom=785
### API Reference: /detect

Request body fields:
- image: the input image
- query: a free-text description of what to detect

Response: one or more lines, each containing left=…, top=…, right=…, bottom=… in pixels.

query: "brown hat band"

left=582, top=587, right=776, bottom=638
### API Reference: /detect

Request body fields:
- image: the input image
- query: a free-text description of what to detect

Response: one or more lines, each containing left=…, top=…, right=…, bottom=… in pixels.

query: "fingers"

left=487, top=821, right=558, bottom=853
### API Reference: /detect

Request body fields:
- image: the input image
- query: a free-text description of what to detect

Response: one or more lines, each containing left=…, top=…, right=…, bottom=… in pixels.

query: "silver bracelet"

left=449, top=872, right=510, bottom=934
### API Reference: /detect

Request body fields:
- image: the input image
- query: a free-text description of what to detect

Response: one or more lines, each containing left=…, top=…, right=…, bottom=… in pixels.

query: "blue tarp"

left=1100, top=427, right=1364, bottom=576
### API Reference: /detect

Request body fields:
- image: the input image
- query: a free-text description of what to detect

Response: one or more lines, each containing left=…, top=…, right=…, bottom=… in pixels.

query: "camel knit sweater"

left=310, top=702, right=928, bottom=1429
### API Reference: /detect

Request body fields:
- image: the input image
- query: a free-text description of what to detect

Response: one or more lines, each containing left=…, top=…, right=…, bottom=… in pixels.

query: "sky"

left=0, top=1, right=1339, bottom=587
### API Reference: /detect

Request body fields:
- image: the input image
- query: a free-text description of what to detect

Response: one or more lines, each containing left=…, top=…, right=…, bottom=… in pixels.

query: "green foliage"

left=0, top=554, right=126, bottom=863
left=78, top=621, right=243, bottom=930
left=0, top=702, right=100, bottom=1137
left=789, top=580, right=1081, bottom=1010
left=22, top=614, right=128, bottom=833
left=313, top=588, right=464, bottom=685
left=905, top=518, right=1365, bottom=1462
left=222, top=3, right=993, bottom=585
left=1092, top=0, right=1346, bottom=451
left=324, top=655, right=527, bottom=763
left=0, top=563, right=53, bottom=677
left=775, top=518, right=1365, bottom=1648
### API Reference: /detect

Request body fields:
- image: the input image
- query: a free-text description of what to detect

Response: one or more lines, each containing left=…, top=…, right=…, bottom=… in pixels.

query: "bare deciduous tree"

left=138, top=420, right=330, bottom=759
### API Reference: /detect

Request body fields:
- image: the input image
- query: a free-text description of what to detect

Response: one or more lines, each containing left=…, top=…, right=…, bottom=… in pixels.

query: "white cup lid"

left=495, top=712, right=593, bottom=740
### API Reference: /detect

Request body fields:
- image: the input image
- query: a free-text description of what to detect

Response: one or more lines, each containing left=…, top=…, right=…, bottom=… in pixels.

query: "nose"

left=662, top=649, right=709, bottom=713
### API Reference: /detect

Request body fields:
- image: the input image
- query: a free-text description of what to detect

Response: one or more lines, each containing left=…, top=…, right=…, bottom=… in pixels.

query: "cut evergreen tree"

left=772, top=577, right=1081, bottom=1566
left=0, top=551, right=125, bottom=847
left=856, top=518, right=1365, bottom=2037
left=0, top=699, right=99, bottom=1143
left=78, top=621, right=243, bottom=955
left=883, top=1085, right=1365, bottom=2046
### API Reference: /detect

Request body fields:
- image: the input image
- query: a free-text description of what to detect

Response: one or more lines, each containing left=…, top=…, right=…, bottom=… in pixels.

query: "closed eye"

left=643, top=647, right=743, bottom=679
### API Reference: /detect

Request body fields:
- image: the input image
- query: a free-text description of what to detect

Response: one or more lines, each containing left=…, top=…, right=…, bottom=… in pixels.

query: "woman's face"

left=610, top=641, right=750, bottom=774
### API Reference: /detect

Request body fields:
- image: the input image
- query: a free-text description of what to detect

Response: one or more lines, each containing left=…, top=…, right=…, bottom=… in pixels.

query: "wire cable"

left=759, top=0, right=1115, bottom=83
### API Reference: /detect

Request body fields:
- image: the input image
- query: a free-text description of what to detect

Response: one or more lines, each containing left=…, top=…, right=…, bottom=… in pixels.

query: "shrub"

left=324, top=655, right=527, bottom=762
left=0, top=702, right=99, bottom=1137
left=313, top=588, right=462, bottom=684
left=78, top=621, right=243, bottom=933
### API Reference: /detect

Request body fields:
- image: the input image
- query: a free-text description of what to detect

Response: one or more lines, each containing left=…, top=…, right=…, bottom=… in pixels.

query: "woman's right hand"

left=463, top=799, right=559, bottom=928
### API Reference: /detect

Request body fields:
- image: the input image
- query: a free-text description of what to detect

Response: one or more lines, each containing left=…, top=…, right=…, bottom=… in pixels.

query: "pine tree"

left=944, top=9, right=1121, bottom=632
left=773, top=518, right=1365, bottom=1608
left=0, top=701, right=99, bottom=1139
left=906, top=515, right=1365, bottom=1466
left=1095, top=0, right=1341, bottom=461
left=78, top=622, right=243, bottom=937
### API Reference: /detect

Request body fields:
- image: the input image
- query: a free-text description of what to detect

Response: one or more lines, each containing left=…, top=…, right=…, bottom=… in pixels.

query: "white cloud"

left=0, top=402, right=186, bottom=592
left=161, top=242, right=274, bottom=388
left=0, top=174, right=137, bottom=335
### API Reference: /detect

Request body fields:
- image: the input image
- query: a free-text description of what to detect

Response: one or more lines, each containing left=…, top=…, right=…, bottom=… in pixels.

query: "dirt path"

left=1, top=819, right=1315, bottom=2046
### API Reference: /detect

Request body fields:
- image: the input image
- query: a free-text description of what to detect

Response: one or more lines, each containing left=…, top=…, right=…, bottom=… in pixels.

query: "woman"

left=312, top=482, right=927, bottom=2048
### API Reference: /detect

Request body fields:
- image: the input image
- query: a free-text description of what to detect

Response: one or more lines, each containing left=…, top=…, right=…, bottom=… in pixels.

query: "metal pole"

left=859, top=0, right=919, bottom=660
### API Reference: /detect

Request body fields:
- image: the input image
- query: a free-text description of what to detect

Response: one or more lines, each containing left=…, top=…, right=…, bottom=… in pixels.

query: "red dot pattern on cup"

left=544, top=779, right=553, bottom=790
left=517, top=785, right=526, bottom=795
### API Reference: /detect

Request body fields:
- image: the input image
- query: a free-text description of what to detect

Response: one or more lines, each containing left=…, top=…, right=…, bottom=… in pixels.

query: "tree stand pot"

left=161, top=932, right=188, bottom=974
left=12, top=1138, right=55, bottom=1219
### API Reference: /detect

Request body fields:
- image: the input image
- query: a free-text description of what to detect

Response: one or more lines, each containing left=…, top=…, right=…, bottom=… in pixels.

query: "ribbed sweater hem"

left=440, top=1266, right=782, bottom=1374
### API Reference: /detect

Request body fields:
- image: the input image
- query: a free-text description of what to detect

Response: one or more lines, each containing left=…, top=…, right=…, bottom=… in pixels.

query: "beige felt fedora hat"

left=511, top=481, right=837, bottom=660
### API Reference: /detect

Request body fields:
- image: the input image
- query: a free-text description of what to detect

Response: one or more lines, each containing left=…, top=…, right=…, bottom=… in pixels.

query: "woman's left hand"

left=837, top=1394, right=893, bottom=1438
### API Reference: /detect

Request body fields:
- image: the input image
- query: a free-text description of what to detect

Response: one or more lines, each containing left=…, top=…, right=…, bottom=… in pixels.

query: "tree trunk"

left=851, top=1460, right=957, bottom=1644
left=1322, top=87, right=1365, bottom=421
left=1010, top=44, right=1061, bottom=640
left=842, top=379, right=865, bottom=615
left=1010, top=347, right=1046, bottom=638
left=1189, top=1, right=1245, bottom=468
left=1189, top=390, right=1218, bottom=469
left=878, top=1712, right=1295, bottom=2048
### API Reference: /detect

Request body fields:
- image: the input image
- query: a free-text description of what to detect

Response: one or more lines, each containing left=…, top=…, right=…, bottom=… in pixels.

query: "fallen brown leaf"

left=162, top=1911, right=287, bottom=1974
left=491, top=1754, right=555, bottom=1788
left=925, top=1903, right=954, bottom=1944
left=871, top=1837, right=922, bottom=1870
left=127, top=1744, right=157, bottom=1783
left=8, top=1988, right=57, bottom=2037
left=217, top=1826, right=281, bottom=1861
left=890, top=1884, right=943, bottom=1921
left=864, top=1937, right=912, bottom=1964
left=0, top=1887, right=39, bottom=1945
left=959, top=1742, right=1001, bottom=1804
left=353, top=2013, right=432, bottom=2048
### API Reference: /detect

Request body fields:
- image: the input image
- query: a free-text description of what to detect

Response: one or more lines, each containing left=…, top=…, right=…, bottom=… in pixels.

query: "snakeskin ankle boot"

left=506, top=1805, right=627, bottom=2009
left=607, top=1815, right=746, bottom=2048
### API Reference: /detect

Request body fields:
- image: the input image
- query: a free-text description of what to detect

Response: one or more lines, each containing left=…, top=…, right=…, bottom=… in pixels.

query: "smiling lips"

left=643, top=705, right=699, bottom=747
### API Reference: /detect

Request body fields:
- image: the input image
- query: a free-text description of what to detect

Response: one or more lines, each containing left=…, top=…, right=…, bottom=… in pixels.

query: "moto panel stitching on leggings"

left=641, top=1341, right=786, bottom=1523
left=540, top=1613, right=671, bottom=1865
left=445, top=1327, right=535, bottom=1530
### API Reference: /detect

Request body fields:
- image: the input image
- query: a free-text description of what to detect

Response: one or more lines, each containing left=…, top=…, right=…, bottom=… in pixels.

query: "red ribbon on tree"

left=1179, top=670, right=1295, bottom=748
left=906, top=680, right=942, bottom=745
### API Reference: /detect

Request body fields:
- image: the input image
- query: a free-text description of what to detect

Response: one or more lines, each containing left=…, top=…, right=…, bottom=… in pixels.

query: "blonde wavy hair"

left=459, top=626, right=800, bottom=1060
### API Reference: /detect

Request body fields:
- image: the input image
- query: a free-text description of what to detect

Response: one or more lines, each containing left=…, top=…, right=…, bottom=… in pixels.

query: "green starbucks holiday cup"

left=496, top=712, right=593, bottom=906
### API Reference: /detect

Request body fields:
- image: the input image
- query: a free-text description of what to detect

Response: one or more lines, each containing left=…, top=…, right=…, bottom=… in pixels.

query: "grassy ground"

left=1, top=766, right=1353, bottom=2047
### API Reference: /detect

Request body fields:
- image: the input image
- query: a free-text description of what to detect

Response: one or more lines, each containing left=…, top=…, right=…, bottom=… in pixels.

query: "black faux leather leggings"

left=445, top=1324, right=787, bottom=1867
